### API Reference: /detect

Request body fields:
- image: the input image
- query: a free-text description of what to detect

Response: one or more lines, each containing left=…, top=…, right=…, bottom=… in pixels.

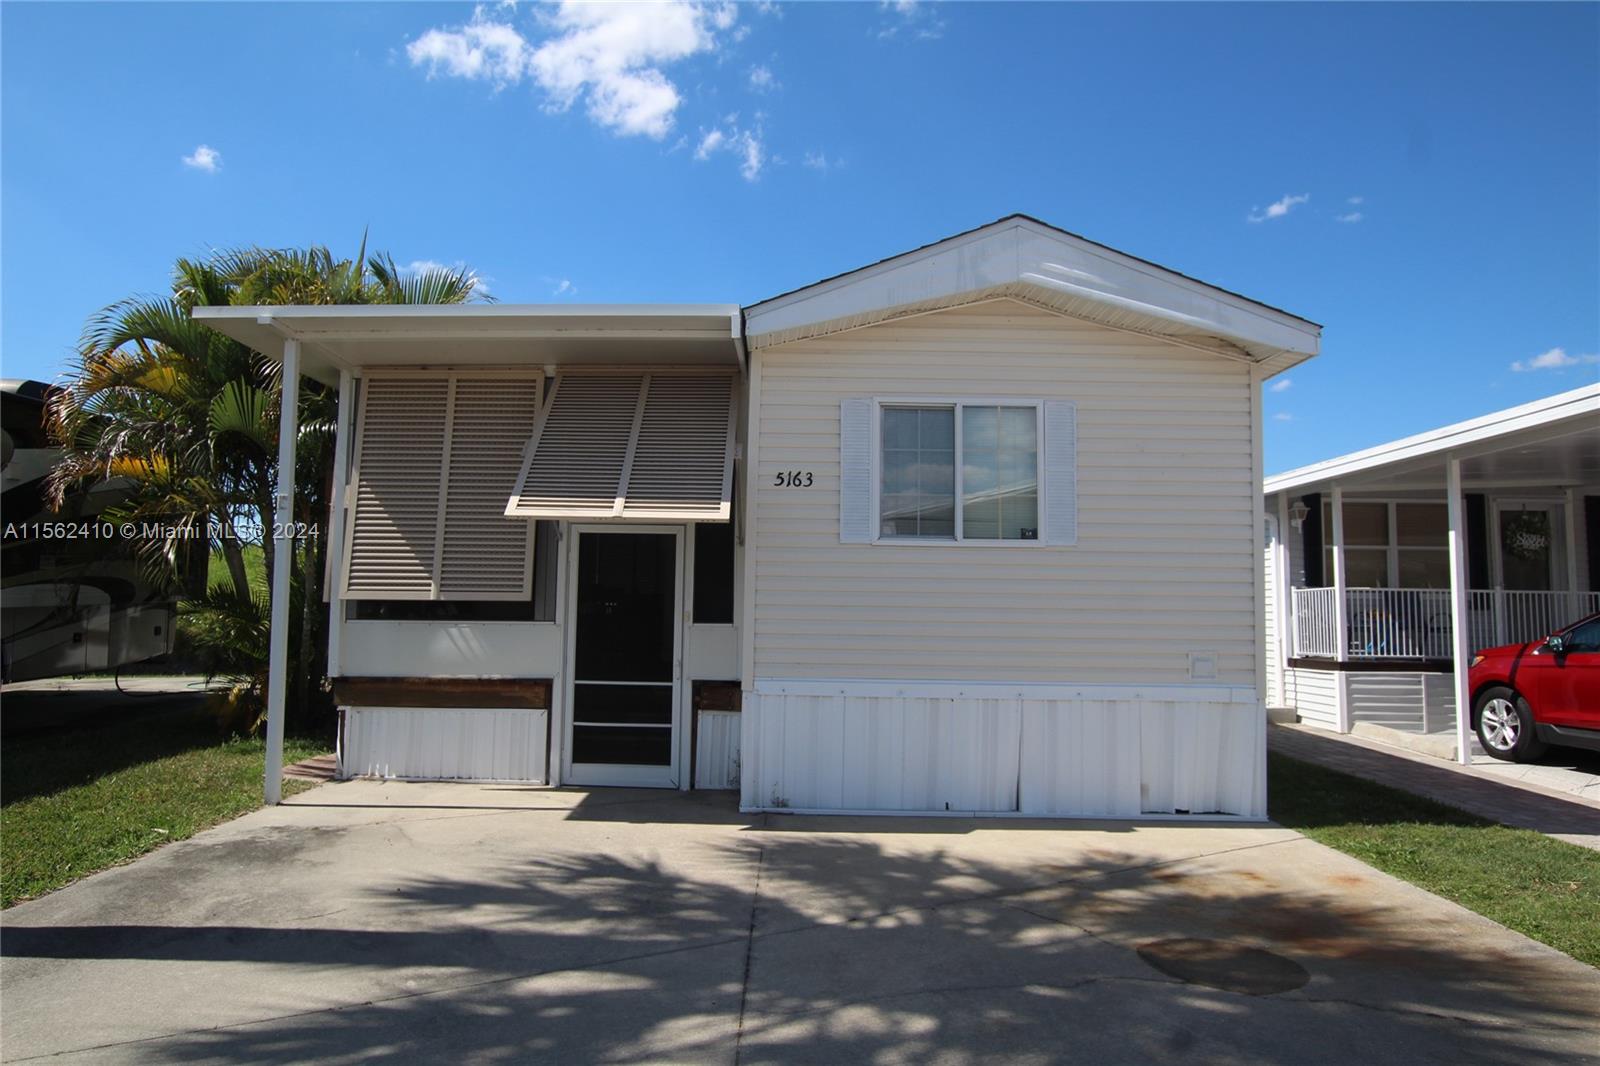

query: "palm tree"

left=47, top=241, right=485, bottom=730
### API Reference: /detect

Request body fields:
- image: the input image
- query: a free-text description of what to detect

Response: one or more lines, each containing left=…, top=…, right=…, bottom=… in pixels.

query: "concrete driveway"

left=2, top=782, right=1596, bottom=1064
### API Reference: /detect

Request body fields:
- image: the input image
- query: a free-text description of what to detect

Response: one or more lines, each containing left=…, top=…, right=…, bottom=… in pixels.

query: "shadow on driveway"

left=4, top=806, right=1596, bottom=1063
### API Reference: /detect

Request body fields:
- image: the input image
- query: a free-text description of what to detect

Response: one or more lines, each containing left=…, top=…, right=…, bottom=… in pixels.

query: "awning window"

left=506, top=371, right=736, bottom=521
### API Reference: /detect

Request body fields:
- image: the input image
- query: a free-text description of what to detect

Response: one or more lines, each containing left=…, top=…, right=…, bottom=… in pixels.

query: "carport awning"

left=505, top=371, right=737, bottom=521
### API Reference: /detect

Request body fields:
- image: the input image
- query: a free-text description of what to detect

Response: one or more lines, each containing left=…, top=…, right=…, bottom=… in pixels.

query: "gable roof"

left=743, top=214, right=1322, bottom=372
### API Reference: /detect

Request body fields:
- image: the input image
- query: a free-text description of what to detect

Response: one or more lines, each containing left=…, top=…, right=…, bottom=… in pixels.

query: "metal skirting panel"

left=741, top=684, right=1263, bottom=818
left=1281, top=667, right=1340, bottom=731
left=341, top=707, right=549, bottom=782
left=1422, top=674, right=1458, bottom=734
left=1347, top=673, right=1427, bottom=733
left=695, top=710, right=742, bottom=789
left=1342, top=673, right=1459, bottom=736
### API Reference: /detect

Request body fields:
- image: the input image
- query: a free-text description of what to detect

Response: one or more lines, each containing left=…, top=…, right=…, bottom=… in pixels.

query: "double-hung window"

left=878, top=402, right=1041, bottom=542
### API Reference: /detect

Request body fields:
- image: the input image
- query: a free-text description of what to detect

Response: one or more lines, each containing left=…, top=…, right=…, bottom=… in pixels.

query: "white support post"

left=1446, top=456, right=1473, bottom=765
left=325, top=369, right=355, bottom=683
left=264, top=338, right=301, bottom=805
left=1330, top=484, right=1351, bottom=732
left=1564, top=487, right=1581, bottom=620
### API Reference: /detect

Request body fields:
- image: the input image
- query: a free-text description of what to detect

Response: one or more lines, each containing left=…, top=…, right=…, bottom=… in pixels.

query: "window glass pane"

left=961, top=405, right=1038, bottom=540
left=692, top=521, right=735, bottom=624
left=880, top=406, right=954, bottom=538
left=1397, top=549, right=1450, bottom=589
left=1396, top=503, right=1447, bottom=547
left=1565, top=618, right=1600, bottom=653
left=1345, top=548, right=1389, bottom=587
left=1499, top=508, right=1554, bottom=591
left=1342, top=502, right=1389, bottom=546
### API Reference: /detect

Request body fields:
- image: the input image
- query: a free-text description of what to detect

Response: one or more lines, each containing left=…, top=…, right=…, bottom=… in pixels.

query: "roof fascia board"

left=1264, top=385, right=1600, bottom=494
left=743, top=217, right=1320, bottom=357
left=194, top=303, right=742, bottom=323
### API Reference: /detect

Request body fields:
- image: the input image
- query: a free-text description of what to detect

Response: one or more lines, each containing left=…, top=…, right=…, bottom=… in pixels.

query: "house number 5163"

left=773, top=470, right=814, bottom=488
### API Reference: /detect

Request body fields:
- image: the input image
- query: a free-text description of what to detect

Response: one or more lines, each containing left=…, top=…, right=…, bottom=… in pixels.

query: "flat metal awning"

left=505, top=370, right=737, bottom=521
left=192, top=304, right=744, bottom=385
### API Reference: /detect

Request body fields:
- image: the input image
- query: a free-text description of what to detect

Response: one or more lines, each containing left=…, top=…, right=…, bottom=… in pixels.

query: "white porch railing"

left=1292, top=587, right=1600, bottom=661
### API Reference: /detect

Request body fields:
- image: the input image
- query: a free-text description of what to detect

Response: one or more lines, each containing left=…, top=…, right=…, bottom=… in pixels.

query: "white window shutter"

left=839, top=398, right=874, bottom=543
left=343, top=377, right=450, bottom=598
left=1043, top=401, right=1078, bottom=546
left=439, top=377, right=541, bottom=598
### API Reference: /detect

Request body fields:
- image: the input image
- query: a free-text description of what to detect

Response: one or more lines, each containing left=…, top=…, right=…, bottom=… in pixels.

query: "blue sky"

left=3, top=1, right=1596, bottom=472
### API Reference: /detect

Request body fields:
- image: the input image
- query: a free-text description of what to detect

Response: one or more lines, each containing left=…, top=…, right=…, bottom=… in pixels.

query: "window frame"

left=870, top=397, right=1045, bottom=547
left=1320, top=498, right=1450, bottom=588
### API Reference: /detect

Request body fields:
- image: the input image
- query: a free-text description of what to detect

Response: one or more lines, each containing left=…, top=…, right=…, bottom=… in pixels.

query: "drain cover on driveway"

left=1137, top=938, right=1310, bottom=996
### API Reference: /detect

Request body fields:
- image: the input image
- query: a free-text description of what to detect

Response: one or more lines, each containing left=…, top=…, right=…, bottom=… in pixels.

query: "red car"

left=1469, top=612, right=1600, bottom=762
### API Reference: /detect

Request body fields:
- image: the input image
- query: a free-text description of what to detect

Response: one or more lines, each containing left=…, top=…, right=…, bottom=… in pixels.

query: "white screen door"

left=563, top=527, right=684, bottom=787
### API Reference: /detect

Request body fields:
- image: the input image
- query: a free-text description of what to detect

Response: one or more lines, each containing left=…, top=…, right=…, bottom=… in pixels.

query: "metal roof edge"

left=1264, top=383, right=1600, bottom=494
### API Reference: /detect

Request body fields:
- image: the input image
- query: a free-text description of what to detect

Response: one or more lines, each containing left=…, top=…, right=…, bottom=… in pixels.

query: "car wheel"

left=1474, top=686, right=1547, bottom=763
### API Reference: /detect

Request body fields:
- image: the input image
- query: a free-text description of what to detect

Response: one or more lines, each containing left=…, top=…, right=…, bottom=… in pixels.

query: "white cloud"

left=1336, top=211, right=1363, bottom=223
left=1269, top=378, right=1292, bottom=393
left=802, top=150, right=840, bottom=171
left=182, top=145, right=221, bottom=172
left=694, top=128, right=726, bottom=159
left=1273, top=412, right=1294, bottom=422
left=404, top=259, right=489, bottom=296
left=407, top=11, right=531, bottom=87
left=753, top=1, right=781, bottom=14
left=876, top=0, right=944, bottom=39
left=551, top=278, right=575, bottom=297
left=748, top=64, right=776, bottom=91
left=692, top=116, right=764, bottom=180
left=1347, top=195, right=1364, bottom=205
left=735, top=128, right=765, bottom=180
left=407, top=2, right=737, bottom=140
left=1247, top=193, right=1310, bottom=223
left=1510, top=347, right=1600, bottom=372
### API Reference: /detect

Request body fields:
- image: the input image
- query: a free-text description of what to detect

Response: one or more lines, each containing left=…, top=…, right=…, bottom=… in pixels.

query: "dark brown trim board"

left=692, top=680, right=742, bottom=712
left=1287, top=657, right=1453, bottom=674
left=332, top=677, right=553, bottom=709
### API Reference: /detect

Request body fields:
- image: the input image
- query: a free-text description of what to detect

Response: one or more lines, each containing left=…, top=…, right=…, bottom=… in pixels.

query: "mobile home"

left=196, top=215, right=1323, bottom=818
left=1263, top=385, right=1600, bottom=762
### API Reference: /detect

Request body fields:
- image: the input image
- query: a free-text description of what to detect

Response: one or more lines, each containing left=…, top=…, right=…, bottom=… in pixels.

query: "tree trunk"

left=219, top=534, right=252, bottom=604
left=294, top=531, right=319, bottom=728
left=257, top=482, right=275, bottom=593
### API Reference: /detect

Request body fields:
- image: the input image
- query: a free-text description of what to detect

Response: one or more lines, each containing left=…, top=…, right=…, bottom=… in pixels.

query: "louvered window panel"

left=440, top=378, right=542, bottom=597
left=505, top=375, right=642, bottom=518
left=622, top=375, right=736, bottom=520
left=506, top=371, right=736, bottom=522
left=343, top=373, right=543, bottom=600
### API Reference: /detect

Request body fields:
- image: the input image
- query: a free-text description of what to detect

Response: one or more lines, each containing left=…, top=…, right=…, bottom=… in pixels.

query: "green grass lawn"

left=1268, top=751, right=1600, bottom=968
left=2, top=697, right=328, bottom=908
left=207, top=542, right=267, bottom=595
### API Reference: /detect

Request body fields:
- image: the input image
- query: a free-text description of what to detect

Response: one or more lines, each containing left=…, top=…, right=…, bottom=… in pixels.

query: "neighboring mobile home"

left=196, top=215, right=1322, bottom=818
left=1263, top=384, right=1600, bottom=762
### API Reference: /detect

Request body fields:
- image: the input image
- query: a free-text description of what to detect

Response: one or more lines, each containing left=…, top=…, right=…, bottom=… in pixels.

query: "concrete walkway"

left=1270, top=724, right=1600, bottom=851
left=3, top=780, right=1596, bottom=1063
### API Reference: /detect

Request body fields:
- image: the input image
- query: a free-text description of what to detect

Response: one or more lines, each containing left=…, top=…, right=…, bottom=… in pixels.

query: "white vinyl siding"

left=343, top=373, right=541, bottom=600
left=752, top=300, right=1258, bottom=685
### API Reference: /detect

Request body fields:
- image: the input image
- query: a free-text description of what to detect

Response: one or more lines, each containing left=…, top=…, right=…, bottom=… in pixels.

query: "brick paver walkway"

left=1269, top=723, right=1600, bottom=852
